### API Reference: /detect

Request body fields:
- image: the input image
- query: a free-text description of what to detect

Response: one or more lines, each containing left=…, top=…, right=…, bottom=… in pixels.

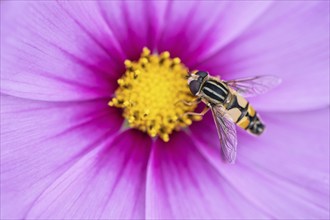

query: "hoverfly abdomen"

left=226, top=92, right=265, bottom=135
left=247, top=113, right=265, bottom=135
left=237, top=104, right=265, bottom=135
left=245, top=103, right=265, bottom=135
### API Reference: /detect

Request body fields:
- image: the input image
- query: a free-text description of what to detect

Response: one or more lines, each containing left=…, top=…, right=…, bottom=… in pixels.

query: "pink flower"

left=1, top=1, right=329, bottom=219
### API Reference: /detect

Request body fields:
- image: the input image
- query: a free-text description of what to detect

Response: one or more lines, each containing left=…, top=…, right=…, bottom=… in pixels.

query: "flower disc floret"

left=109, top=48, right=199, bottom=142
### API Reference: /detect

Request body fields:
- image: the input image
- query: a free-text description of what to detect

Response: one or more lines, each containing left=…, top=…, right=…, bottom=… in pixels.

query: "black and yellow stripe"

left=201, top=80, right=229, bottom=103
left=228, top=96, right=264, bottom=135
left=225, top=92, right=265, bottom=135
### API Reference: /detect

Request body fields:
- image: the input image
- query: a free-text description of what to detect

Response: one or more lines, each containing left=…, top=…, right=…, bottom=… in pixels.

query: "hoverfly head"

left=187, top=70, right=208, bottom=95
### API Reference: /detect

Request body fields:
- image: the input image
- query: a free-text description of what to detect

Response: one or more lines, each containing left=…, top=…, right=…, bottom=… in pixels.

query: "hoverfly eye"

left=196, top=71, right=208, bottom=78
left=189, top=80, right=201, bottom=95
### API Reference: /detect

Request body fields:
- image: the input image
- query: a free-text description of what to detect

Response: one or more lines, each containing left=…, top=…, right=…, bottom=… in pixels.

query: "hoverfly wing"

left=226, top=75, right=281, bottom=97
left=211, top=105, right=237, bottom=164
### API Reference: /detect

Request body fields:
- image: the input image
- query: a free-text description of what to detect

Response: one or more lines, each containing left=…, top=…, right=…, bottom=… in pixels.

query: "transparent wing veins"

left=226, top=75, right=281, bottom=97
left=211, top=105, right=237, bottom=164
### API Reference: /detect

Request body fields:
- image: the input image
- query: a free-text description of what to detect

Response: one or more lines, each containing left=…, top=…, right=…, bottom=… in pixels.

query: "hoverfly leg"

left=175, top=97, right=201, bottom=106
left=183, top=106, right=210, bottom=117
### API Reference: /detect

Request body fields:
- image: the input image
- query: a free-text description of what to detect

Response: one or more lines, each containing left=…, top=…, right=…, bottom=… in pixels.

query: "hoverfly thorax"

left=187, top=71, right=209, bottom=95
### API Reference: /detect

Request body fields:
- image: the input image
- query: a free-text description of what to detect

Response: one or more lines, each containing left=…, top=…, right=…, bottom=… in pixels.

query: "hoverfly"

left=187, top=71, right=281, bottom=163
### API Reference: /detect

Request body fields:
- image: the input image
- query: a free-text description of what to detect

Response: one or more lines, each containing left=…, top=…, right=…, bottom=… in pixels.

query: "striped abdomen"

left=225, top=93, right=265, bottom=135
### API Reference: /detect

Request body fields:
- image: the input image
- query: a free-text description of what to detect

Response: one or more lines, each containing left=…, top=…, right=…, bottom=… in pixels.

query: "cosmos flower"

left=1, top=1, right=329, bottom=219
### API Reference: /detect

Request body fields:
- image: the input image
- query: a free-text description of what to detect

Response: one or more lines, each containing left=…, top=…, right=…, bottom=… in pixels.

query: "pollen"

left=109, top=48, right=200, bottom=142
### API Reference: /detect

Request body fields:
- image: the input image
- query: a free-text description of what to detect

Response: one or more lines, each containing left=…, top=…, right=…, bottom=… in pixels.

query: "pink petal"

left=195, top=1, right=329, bottom=111
left=192, top=108, right=329, bottom=218
left=1, top=1, right=125, bottom=101
left=22, top=130, right=152, bottom=219
left=146, top=132, right=266, bottom=219
left=156, top=1, right=272, bottom=67
left=0, top=95, right=123, bottom=219
left=98, top=1, right=167, bottom=59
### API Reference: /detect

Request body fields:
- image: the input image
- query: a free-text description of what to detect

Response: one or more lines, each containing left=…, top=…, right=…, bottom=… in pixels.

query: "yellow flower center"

left=109, top=48, right=200, bottom=142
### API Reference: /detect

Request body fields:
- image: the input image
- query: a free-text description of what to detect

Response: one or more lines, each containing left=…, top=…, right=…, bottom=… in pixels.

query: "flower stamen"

left=109, top=48, right=200, bottom=142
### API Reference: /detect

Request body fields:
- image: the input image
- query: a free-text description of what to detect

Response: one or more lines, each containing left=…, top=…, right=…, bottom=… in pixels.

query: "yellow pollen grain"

left=109, top=48, right=200, bottom=142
